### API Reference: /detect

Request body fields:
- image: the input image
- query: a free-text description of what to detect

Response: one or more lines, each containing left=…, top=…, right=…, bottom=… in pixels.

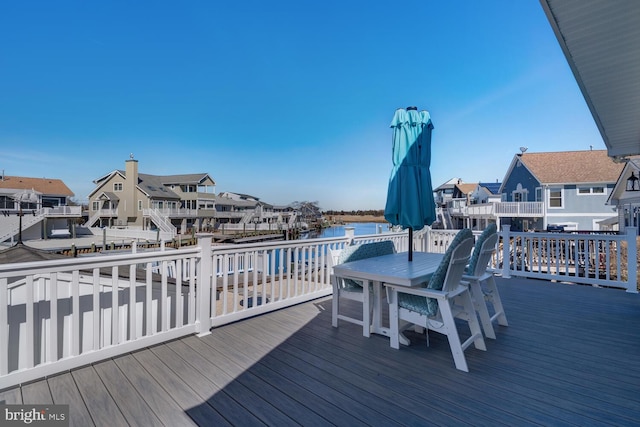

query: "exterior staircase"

left=436, top=206, right=454, bottom=229
left=146, top=209, right=177, bottom=237
left=0, top=211, right=46, bottom=243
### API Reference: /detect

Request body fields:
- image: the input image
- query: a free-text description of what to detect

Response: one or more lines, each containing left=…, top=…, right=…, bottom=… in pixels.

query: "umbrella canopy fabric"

left=384, top=107, right=436, bottom=231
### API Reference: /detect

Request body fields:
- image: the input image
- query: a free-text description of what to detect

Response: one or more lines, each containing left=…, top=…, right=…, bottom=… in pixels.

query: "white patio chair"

left=386, top=230, right=486, bottom=372
left=462, top=224, right=508, bottom=339
left=331, top=240, right=396, bottom=337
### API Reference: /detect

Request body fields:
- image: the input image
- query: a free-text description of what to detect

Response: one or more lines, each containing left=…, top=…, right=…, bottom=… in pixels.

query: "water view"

left=314, top=222, right=392, bottom=238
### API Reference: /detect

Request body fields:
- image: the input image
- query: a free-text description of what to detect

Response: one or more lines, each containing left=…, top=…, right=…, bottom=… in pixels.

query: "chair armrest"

left=385, top=283, right=467, bottom=300
left=462, top=271, right=493, bottom=281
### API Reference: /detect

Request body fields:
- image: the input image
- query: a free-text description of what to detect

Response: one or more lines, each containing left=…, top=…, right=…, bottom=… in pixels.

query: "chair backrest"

left=337, top=240, right=396, bottom=265
left=426, top=228, right=473, bottom=292
left=336, top=240, right=396, bottom=288
left=441, top=237, right=475, bottom=293
left=466, top=223, right=497, bottom=275
left=468, top=232, right=499, bottom=277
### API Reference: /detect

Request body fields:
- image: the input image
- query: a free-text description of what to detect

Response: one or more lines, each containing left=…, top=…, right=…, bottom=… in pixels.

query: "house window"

left=578, top=186, right=606, bottom=195
left=138, top=200, right=143, bottom=211
left=549, top=188, right=563, bottom=208
left=535, top=188, right=542, bottom=202
left=92, top=201, right=100, bottom=211
left=114, top=183, right=123, bottom=192
left=513, top=193, right=523, bottom=202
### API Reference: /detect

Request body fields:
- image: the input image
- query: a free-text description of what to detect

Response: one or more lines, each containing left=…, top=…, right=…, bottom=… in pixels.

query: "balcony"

left=464, top=201, right=544, bottom=218
left=0, top=229, right=638, bottom=425
left=1, top=276, right=639, bottom=425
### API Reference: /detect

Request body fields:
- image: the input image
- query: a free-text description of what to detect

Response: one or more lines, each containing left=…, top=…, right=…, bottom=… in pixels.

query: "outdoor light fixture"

left=627, top=172, right=640, bottom=192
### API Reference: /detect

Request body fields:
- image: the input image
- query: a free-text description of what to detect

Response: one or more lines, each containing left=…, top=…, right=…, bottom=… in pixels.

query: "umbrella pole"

left=408, top=227, right=413, bottom=261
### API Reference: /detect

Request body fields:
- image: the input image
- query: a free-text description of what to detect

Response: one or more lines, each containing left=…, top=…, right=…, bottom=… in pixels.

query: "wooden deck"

left=1, top=276, right=640, bottom=426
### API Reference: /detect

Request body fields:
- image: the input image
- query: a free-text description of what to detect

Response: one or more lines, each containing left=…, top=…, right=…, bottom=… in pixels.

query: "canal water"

left=310, top=222, right=392, bottom=238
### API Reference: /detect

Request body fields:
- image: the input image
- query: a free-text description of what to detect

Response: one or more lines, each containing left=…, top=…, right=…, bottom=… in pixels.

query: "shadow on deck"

left=1, top=276, right=640, bottom=426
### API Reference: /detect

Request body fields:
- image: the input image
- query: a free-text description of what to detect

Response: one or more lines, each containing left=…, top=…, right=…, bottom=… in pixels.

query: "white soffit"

left=540, top=0, right=640, bottom=157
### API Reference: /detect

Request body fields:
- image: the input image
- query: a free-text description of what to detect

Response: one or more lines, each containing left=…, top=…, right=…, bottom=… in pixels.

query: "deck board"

left=71, top=365, right=128, bottom=426
left=21, top=380, right=53, bottom=404
left=1, top=276, right=640, bottom=426
left=131, top=348, right=231, bottom=427
left=92, top=359, right=163, bottom=426
left=0, top=385, right=22, bottom=404
left=111, top=354, right=197, bottom=426
left=48, top=373, right=95, bottom=427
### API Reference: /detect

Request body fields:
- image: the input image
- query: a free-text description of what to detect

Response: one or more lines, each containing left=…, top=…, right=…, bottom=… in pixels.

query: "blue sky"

left=0, top=1, right=605, bottom=211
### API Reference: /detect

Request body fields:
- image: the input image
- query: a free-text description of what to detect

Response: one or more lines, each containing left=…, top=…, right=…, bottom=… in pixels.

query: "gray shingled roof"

left=159, top=174, right=212, bottom=185
left=137, top=174, right=181, bottom=199
left=518, top=150, right=624, bottom=184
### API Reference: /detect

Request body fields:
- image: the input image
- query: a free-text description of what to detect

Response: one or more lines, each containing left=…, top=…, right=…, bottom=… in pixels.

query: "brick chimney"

left=124, top=155, right=139, bottom=223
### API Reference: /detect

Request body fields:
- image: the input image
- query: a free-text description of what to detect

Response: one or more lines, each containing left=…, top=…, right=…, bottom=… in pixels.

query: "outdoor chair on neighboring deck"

left=385, top=229, right=486, bottom=372
left=331, top=240, right=396, bottom=337
left=462, top=224, right=508, bottom=338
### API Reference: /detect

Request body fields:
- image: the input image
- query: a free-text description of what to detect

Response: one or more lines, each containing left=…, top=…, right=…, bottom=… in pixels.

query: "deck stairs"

left=437, top=206, right=454, bottom=229
left=0, top=211, right=46, bottom=243
left=86, top=211, right=101, bottom=228
left=239, top=212, right=254, bottom=224
left=146, top=209, right=177, bottom=237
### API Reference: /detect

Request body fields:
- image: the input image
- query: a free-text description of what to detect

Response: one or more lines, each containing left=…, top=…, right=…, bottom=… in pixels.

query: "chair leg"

left=469, top=280, right=496, bottom=339
left=460, top=291, right=486, bottom=351
left=486, top=275, right=508, bottom=326
left=438, top=299, right=469, bottom=372
left=332, top=277, right=339, bottom=328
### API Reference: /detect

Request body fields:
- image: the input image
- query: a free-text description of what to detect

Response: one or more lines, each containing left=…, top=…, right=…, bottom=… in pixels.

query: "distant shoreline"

left=327, top=214, right=389, bottom=224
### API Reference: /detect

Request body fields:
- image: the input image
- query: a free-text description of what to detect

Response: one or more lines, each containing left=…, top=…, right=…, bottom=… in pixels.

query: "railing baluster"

left=111, top=266, right=119, bottom=345
left=25, top=276, right=34, bottom=369
left=93, top=269, right=100, bottom=350
left=129, top=264, right=136, bottom=341
left=71, top=271, right=80, bottom=356
left=161, top=260, right=168, bottom=332
left=50, top=272, right=58, bottom=363
left=0, top=278, right=7, bottom=376
left=176, top=260, right=183, bottom=328
left=145, top=264, right=153, bottom=335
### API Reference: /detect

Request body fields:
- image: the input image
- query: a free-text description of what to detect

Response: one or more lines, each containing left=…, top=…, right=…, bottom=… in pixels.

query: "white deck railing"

left=464, top=202, right=544, bottom=217
left=1, top=226, right=636, bottom=388
left=497, top=226, right=638, bottom=291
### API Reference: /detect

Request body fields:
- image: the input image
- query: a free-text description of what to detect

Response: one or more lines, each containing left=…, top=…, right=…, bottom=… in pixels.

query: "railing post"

left=625, top=227, right=638, bottom=293
left=196, top=234, right=213, bottom=336
left=424, top=227, right=432, bottom=252
left=345, top=226, right=355, bottom=245
left=502, top=225, right=511, bottom=278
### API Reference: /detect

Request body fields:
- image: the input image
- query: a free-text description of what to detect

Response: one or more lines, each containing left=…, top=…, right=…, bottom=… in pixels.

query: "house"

left=433, top=178, right=463, bottom=206
left=606, top=156, right=640, bottom=234
left=0, top=174, right=82, bottom=243
left=445, top=182, right=504, bottom=230
left=471, top=182, right=502, bottom=205
left=497, top=149, right=623, bottom=231
left=87, top=157, right=217, bottom=237
left=447, top=182, right=478, bottom=229
left=433, top=178, right=464, bottom=229
left=215, top=192, right=298, bottom=232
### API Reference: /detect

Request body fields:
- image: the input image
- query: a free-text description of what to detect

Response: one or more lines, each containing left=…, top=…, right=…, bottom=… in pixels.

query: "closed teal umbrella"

left=384, top=107, right=436, bottom=261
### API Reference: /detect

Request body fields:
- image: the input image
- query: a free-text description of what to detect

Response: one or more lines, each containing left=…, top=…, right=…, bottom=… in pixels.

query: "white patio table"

left=332, top=251, right=444, bottom=344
